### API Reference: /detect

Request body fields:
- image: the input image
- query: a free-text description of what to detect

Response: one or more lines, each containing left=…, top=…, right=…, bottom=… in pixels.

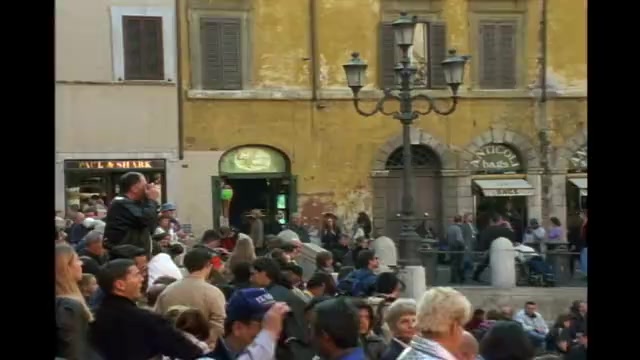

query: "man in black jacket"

left=104, top=172, right=160, bottom=256
left=472, top=214, right=517, bottom=283
left=90, top=259, right=204, bottom=360
left=251, top=257, right=314, bottom=360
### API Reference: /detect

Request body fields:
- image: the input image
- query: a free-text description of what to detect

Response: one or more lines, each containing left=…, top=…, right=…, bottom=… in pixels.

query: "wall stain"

left=299, top=186, right=372, bottom=233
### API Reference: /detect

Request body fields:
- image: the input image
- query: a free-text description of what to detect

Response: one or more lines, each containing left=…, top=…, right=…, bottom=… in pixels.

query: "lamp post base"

left=396, top=214, right=428, bottom=299
left=397, top=215, right=424, bottom=267
left=398, top=265, right=427, bottom=299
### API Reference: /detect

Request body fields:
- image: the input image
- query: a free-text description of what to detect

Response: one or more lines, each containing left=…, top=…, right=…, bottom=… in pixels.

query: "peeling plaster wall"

left=180, top=0, right=587, bottom=229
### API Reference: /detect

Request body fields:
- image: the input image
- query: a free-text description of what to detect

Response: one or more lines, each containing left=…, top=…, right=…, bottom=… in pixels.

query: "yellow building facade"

left=178, top=0, right=587, bottom=237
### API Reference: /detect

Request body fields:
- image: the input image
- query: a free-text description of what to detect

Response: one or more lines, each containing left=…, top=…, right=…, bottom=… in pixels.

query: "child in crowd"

left=78, top=273, right=98, bottom=304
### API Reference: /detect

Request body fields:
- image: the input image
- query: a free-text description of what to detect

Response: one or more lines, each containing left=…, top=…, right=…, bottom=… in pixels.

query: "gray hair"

left=82, top=230, right=103, bottom=244
left=385, top=298, right=417, bottom=333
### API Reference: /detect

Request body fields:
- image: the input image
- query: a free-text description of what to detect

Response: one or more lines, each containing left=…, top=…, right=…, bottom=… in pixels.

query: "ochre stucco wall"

left=180, top=0, right=587, bottom=228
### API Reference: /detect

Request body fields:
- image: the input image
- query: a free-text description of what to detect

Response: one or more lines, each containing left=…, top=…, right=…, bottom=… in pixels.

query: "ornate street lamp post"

left=343, top=12, right=470, bottom=268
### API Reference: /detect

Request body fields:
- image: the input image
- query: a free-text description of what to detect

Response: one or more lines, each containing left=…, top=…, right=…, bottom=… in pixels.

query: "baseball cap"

left=226, top=288, right=275, bottom=323
left=160, top=203, right=177, bottom=212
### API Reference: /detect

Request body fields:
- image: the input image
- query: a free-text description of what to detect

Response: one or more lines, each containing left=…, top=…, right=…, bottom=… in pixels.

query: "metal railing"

left=416, top=247, right=587, bottom=287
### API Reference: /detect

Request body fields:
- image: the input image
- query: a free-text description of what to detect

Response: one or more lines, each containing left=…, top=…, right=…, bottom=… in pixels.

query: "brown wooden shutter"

left=379, top=22, right=396, bottom=89
left=428, top=21, right=447, bottom=88
left=497, top=22, right=517, bottom=89
left=200, top=17, right=242, bottom=90
left=479, top=20, right=517, bottom=89
left=479, top=22, right=499, bottom=89
left=123, top=16, right=164, bottom=80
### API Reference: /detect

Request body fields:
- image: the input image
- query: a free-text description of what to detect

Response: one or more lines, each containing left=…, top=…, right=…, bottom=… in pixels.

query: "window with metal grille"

left=385, top=145, right=441, bottom=170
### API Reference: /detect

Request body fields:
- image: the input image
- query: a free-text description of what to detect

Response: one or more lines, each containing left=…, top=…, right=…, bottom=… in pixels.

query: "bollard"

left=490, top=237, right=516, bottom=288
left=299, top=242, right=327, bottom=281
left=372, top=236, right=398, bottom=268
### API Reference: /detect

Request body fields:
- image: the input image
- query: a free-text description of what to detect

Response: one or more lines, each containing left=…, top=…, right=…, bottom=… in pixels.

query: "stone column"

left=456, top=173, right=474, bottom=215
left=550, top=171, right=568, bottom=226
left=164, top=152, right=181, bottom=204
left=441, top=170, right=473, bottom=230
left=441, top=170, right=460, bottom=230
left=526, top=168, right=543, bottom=222
left=55, top=158, right=66, bottom=211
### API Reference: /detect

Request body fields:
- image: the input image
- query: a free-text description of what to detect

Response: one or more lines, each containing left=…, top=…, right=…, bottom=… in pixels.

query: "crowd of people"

left=55, top=172, right=588, bottom=360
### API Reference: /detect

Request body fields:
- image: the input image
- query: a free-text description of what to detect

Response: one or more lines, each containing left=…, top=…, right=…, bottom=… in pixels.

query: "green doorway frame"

left=211, top=174, right=297, bottom=229
left=213, top=145, right=297, bottom=229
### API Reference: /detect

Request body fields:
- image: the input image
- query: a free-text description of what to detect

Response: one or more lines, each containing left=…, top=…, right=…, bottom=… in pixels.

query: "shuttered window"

left=478, top=20, right=517, bottom=89
left=200, top=17, right=243, bottom=90
left=122, top=16, right=164, bottom=80
left=379, top=21, right=448, bottom=89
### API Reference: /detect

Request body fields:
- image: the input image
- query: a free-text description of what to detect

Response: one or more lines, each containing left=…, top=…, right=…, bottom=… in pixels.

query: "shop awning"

left=568, top=178, right=588, bottom=196
left=473, top=179, right=535, bottom=197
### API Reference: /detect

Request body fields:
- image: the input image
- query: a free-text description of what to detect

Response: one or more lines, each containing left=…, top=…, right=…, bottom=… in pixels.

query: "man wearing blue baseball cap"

left=159, top=202, right=189, bottom=243
left=160, top=202, right=177, bottom=216
left=206, top=288, right=291, bottom=360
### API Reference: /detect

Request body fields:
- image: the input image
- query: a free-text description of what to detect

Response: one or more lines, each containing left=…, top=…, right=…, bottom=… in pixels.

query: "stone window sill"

left=186, top=87, right=586, bottom=100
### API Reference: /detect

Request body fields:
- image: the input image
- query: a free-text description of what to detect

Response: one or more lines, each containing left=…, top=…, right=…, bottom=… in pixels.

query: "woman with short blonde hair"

left=398, top=287, right=472, bottom=360
left=55, top=244, right=95, bottom=359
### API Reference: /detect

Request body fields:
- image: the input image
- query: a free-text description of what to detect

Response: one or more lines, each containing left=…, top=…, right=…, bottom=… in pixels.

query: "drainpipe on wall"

left=309, top=0, right=321, bottom=105
left=176, top=0, right=185, bottom=160
left=537, top=0, right=552, bottom=226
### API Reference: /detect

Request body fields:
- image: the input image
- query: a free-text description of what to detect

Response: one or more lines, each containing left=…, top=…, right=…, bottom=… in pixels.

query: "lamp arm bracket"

left=410, top=93, right=434, bottom=116
left=432, top=96, right=458, bottom=115
left=411, top=94, right=459, bottom=116
left=353, top=89, right=400, bottom=117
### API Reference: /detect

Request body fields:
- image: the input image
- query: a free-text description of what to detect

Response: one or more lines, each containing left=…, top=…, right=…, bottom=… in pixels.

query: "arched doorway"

left=213, top=145, right=295, bottom=234
left=376, top=144, right=443, bottom=238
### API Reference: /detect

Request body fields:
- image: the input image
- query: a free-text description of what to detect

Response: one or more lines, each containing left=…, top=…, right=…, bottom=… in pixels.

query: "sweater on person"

left=154, top=276, right=227, bottom=345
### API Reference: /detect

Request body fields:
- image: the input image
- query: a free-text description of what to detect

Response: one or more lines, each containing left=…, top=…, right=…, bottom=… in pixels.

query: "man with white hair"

left=454, top=331, right=479, bottom=360
left=398, top=287, right=472, bottom=360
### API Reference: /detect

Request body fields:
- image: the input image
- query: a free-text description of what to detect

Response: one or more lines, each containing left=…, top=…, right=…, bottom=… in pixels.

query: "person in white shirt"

left=523, top=218, right=546, bottom=252
left=513, top=242, right=538, bottom=264
left=156, top=215, right=178, bottom=243
left=148, top=248, right=184, bottom=285
left=513, top=301, right=549, bottom=351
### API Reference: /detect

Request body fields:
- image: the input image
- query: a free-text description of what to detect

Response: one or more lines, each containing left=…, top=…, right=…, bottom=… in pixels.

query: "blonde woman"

left=398, top=287, right=472, bottom=360
left=55, top=244, right=95, bottom=360
left=227, top=234, right=256, bottom=272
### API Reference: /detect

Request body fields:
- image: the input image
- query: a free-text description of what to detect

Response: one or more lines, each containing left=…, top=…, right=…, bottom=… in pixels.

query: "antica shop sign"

left=220, top=146, right=287, bottom=174
left=65, top=159, right=166, bottom=170
left=470, top=144, right=522, bottom=172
